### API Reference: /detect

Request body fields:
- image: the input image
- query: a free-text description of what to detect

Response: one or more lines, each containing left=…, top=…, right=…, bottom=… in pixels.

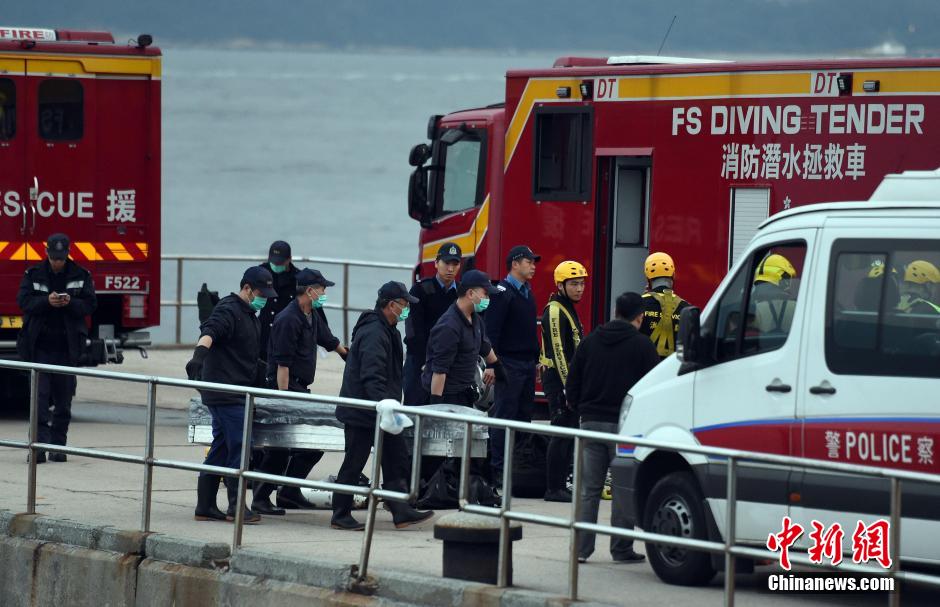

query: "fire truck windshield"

left=433, top=128, right=486, bottom=216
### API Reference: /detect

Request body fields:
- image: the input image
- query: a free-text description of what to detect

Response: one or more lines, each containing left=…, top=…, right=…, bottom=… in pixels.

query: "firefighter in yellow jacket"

left=640, top=252, right=689, bottom=359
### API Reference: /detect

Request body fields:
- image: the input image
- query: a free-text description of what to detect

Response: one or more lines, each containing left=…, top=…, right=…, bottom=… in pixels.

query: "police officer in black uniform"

left=403, top=242, right=461, bottom=405
left=17, top=233, right=97, bottom=463
left=186, top=266, right=277, bottom=525
left=252, top=268, right=339, bottom=515
left=484, top=245, right=541, bottom=483
left=423, top=270, right=501, bottom=406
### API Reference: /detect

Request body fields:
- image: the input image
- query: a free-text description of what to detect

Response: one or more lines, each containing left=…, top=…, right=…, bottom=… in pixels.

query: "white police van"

left=613, top=169, right=940, bottom=585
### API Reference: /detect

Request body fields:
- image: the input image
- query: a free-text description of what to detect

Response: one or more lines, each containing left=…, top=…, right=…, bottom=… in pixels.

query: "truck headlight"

left=619, top=393, right=633, bottom=431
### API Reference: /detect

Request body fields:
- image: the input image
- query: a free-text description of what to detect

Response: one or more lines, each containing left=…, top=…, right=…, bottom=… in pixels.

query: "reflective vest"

left=539, top=300, right=581, bottom=385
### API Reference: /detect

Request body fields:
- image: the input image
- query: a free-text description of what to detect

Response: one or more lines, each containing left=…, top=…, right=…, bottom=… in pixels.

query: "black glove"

left=185, top=345, right=209, bottom=380
left=489, top=361, right=507, bottom=383
left=429, top=394, right=445, bottom=405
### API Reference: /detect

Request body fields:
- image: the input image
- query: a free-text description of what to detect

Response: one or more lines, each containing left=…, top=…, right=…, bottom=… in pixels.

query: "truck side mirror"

left=408, top=167, right=432, bottom=228
left=677, top=306, right=704, bottom=367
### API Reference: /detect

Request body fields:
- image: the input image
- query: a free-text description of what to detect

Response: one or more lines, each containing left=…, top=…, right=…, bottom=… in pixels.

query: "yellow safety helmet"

left=755, top=253, right=797, bottom=286
left=554, top=260, right=588, bottom=284
left=645, top=252, right=675, bottom=280
left=904, top=260, right=940, bottom=284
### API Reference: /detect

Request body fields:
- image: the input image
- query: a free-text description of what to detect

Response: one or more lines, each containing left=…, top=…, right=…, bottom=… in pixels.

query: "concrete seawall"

left=0, top=509, right=613, bottom=607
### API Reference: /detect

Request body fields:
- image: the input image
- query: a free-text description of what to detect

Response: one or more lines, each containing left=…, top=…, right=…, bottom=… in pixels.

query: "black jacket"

left=422, top=302, right=492, bottom=394
left=540, top=293, right=583, bottom=396
left=258, top=262, right=298, bottom=360
left=335, top=308, right=403, bottom=428
left=566, top=320, right=659, bottom=424
left=17, top=259, right=97, bottom=366
left=199, top=294, right=264, bottom=406
left=404, top=277, right=458, bottom=363
left=484, top=278, right=539, bottom=361
left=266, top=299, right=338, bottom=388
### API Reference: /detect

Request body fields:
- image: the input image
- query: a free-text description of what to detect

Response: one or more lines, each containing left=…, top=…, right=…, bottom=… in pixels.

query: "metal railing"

left=1, top=358, right=939, bottom=606
left=160, top=254, right=413, bottom=345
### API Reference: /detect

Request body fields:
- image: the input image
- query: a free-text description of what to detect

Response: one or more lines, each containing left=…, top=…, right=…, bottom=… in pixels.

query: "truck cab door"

left=691, top=231, right=814, bottom=542
left=0, top=59, right=28, bottom=328
left=24, top=60, right=97, bottom=255
left=792, top=222, right=940, bottom=561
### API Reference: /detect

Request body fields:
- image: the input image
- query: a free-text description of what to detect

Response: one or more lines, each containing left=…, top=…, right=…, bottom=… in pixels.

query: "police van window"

left=707, top=241, right=807, bottom=362
left=441, top=137, right=483, bottom=214
left=826, top=240, right=940, bottom=379
left=0, top=79, right=14, bottom=140
left=533, top=108, right=592, bottom=201
left=38, top=79, right=83, bottom=141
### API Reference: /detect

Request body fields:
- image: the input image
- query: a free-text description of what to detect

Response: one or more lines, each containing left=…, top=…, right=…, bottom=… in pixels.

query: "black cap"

left=459, top=270, right=498, bottom=295
left=378, top=281, right=419, bottom=304
left=242, top=266, right=277, bottom=298
left=46, top=233, right=70, bottom=260
left=506, top=245, right=540, bottom=266
left=296, top=268, right=335, bottom=288
left=268, top=240, right=291, bottom=265
left=436, top=242, right=462, bottom=262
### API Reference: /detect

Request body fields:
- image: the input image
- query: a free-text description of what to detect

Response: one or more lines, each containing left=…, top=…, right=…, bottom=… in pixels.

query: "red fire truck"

left=407, top=55, right=940, bottom=330
left=0, top=28, right=160, bottom=400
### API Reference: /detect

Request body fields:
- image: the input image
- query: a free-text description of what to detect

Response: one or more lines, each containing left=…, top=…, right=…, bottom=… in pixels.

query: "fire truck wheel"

left=643, top=471, right=717, bottom=586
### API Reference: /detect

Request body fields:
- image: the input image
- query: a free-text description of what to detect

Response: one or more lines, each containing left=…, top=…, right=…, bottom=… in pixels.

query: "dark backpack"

left=511, top=432, right=549, bottom=498
left=416, top=458, right=501, bottom=509
left=197, top=283, right=220, bottom=324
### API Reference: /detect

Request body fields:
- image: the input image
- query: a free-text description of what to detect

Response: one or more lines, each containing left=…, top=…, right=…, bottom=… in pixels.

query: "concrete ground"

left=0, top=349, right=937, bottom=606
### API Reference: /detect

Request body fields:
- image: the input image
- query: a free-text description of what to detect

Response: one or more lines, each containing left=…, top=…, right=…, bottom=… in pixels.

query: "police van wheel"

left=643, top=471, right=716, bottom=586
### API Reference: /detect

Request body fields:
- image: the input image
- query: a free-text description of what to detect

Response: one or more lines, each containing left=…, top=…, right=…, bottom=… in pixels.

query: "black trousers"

left=545, top=392, right=577, bottom=492
left=36, top=348, right=76, bottom=446
left=333, top=424, right=409, bottom=516
left=254, top=449, right=324, bottom=499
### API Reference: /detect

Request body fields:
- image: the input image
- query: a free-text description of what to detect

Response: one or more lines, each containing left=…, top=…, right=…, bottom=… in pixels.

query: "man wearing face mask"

left=331, top=282, right=434, bottom=531
left=186, top=266, right=277, bottom=525
left=251, top=269, right=338, bottom=515
left=258, top=240, right=347, bottom=363
left=423, top=270, right=502, bottom=406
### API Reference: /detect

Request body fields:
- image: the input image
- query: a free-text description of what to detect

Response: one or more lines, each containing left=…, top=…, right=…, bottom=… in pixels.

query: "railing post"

left=888, top=478, right=902, bottom=607
left=175, top=257, right=184, bottom=345
left=342, top=263, right=350, bottom=345
left=724, top=457, right=738, bottom=607
left=140, top=381, right=158, bottom=532
left=567, top=435, right=582, bottom=601
left=26, top=369, right=39, bottom=514
left=357, top=416, right=385, bottom=581
left=458, top=421, right=472, bottom=506
left=497, top=427, right=515, bottom=587
left=232, top=392, right=255, bottom=550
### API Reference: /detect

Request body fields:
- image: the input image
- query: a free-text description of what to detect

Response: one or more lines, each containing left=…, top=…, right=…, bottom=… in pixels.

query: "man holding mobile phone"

left=17, top=233, right=97, bottom=463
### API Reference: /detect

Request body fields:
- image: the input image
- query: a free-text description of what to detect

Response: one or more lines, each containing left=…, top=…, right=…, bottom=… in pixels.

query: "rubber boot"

left=252, top=480, right=285, bottom=516
left=194, top=474, right=227, bottom=522
left=225, top=478, right=261, bottom=524
left=277, top=451, right=323, bottom=509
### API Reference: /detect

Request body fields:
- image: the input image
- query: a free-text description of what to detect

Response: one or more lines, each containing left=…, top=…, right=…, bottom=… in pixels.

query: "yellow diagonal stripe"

left=616, top=72, right=809, bottom=99
left=136, top=242, right=149, bottom=257
left=504, top=78, right=582, bottom=170
left=24, top=243, right=42, bottom=261
left=75, top=242, right=99, bottom=261
left=106, top=242, right=134, bottom=261
left=421, top=196, right=490, bottom=263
